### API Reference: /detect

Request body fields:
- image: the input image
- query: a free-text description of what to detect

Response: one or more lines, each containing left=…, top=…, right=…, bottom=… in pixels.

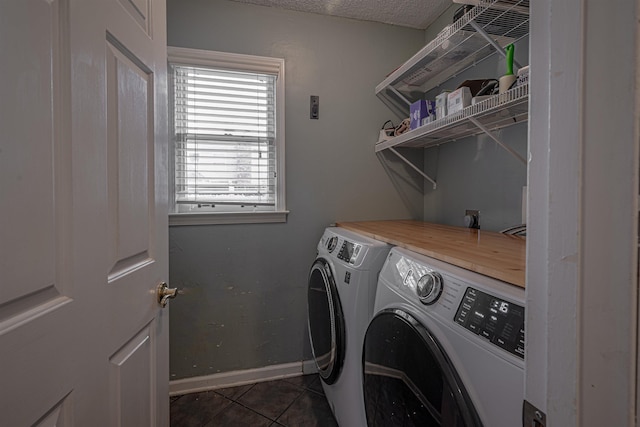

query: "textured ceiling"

left=227, top=0, right=453, bottom=29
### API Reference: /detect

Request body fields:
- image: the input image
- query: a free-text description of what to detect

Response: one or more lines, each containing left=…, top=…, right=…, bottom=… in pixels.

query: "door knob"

left=157, top=282, right=178, bottom=307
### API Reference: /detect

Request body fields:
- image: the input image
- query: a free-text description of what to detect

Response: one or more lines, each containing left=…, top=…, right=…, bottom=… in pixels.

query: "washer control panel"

left=337, top=240, right=361, bottom=264
left=454, top=287, right=525, bottom=359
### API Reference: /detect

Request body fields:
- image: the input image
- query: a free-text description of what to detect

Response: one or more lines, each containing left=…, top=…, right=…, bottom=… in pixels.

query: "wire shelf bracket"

left=468, top=20, right=522, bottom=69
left=388, top=147, right=437, bottom=190
left=468, top=116, right=526, bottom=165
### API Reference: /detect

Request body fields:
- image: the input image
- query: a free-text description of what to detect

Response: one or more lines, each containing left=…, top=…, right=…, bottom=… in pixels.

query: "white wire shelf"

left=375, top=83, right=528, bottom=152
left=375, top=0, right=529, bottom=112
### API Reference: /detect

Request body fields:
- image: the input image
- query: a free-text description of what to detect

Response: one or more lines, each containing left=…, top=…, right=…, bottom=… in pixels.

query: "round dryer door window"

left=307, top=258, right=345, bottom=385
left=363, top=309, right=482, bottom=427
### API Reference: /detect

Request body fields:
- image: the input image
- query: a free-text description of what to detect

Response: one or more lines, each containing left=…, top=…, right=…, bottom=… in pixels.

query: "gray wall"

left=422, top=36, right=530, bottom=232
left=422, top=125, right=528, bottom=231
left=424, top=4, right=458, bottom=43
left=167, top=0, right=530, bottom=380
left=166, top=0, right=425, bottom=379
left=412, top=4, right=529, bottom=232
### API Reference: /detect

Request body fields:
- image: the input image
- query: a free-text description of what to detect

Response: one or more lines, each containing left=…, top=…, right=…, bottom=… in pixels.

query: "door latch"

left=523, top=400, right=546, bottom=427
left=157, top=282, right=178, bottom=308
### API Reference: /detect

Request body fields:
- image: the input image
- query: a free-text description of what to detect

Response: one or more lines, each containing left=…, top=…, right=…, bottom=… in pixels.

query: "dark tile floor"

left=170, top=374, right=338, bottom=427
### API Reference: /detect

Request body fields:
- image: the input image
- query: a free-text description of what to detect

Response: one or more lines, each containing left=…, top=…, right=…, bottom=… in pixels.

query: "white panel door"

left=0, top=0, right=170, bottom=425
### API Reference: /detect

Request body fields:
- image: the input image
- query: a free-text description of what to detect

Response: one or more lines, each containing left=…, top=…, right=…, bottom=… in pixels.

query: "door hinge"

left=523, top=400, right=546, bottom=427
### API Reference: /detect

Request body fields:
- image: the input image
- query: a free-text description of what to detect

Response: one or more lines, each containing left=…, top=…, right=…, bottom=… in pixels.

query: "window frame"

left=167, top=47, right=287, bottom=226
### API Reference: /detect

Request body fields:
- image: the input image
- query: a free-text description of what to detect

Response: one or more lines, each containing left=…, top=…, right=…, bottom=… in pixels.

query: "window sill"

left=169, top=211, right=289, bottom=226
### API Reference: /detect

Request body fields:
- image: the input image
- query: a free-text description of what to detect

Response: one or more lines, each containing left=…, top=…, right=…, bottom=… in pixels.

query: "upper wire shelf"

left=375, top=0, right=529, bottom=112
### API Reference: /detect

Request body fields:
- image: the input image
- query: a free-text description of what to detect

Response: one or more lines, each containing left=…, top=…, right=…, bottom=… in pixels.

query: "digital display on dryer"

left=454, top=287, right=525, bottom=359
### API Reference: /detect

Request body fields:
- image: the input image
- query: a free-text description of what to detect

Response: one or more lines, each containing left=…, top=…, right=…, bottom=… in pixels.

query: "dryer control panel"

left=454, top=287, right=525, bottom=359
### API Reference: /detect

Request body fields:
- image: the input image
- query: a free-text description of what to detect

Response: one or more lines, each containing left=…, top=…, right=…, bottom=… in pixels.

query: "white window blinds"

left=172, top=64, right=277, bottom=208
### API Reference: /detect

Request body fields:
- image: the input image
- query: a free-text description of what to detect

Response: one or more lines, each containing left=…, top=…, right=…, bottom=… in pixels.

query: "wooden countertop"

left=336, top=220, right=526, bottom=288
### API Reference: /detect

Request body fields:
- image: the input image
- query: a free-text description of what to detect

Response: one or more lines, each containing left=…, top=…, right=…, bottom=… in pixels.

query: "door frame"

left=526, top=0, right=639, bottom=424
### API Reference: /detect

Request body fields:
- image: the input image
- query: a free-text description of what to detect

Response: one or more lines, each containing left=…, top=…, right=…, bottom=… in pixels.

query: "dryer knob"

left=416, top=272, right=443, bottom=305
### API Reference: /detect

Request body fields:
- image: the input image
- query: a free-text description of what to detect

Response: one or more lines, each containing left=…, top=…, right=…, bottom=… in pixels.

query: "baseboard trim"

left=302, top=359, right=319, bottom=375
left=170, top=360, right=318, bottom=396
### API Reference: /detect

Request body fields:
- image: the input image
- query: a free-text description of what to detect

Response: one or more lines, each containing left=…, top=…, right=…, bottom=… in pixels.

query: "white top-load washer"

left=363, top=246, right=525, bottom=427
left=307, top=227, right=391, bottom=427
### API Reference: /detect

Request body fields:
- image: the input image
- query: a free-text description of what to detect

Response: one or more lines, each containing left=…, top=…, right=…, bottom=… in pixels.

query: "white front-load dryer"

left=307, top=227, right=391, bottom=427
left=363, top=246, right=525, bottom=427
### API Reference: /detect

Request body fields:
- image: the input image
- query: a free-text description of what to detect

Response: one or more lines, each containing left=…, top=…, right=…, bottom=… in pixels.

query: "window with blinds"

left=171, top=63, right=278, bottom=212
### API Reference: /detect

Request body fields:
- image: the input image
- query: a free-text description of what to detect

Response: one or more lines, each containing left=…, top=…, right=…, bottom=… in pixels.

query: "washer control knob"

left=327, top=236, right=338, bottom=253
left=416, top=272, right=443, bottom=305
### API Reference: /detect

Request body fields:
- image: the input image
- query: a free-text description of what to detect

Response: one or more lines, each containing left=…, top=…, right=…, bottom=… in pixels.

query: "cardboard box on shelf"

left=447, top=87, right=472, bottom=115
left=435, top=91, right=451, bottom=120
left=420, top=100, right=436, bottom=126
left=410, top=100, right=427, bottom=130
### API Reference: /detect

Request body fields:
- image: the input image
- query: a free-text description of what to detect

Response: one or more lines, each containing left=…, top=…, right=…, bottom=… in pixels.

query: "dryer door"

left=363, top=309, right=482, bottom=427
left=307, top=258, right=345, bottom=385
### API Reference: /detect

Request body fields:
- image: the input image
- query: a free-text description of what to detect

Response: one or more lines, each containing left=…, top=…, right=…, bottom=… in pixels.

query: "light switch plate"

left=310, top=95, right=319, bottom=119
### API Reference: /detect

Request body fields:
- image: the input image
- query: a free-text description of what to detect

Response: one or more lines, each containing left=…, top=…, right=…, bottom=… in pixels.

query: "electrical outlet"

left=464, top=210, right=480, bottom=229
